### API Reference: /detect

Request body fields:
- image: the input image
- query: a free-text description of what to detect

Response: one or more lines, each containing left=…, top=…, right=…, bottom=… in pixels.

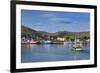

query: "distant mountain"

left=21, top=25, right=37, bottom=35
left=21, top=25, right=90, bottom=40
left=38, top=31, right=51, bottom=36
left=52, top=31, right=90, bottom=38
left=21, top=25, right=52, bottom=40
left=71, top=32, right=90, bottom=38
left=53, top=31, right=74, bottom=36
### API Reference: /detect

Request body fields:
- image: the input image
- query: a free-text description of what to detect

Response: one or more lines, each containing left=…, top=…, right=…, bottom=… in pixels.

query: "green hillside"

left=21, top=25, right=90, bottom=41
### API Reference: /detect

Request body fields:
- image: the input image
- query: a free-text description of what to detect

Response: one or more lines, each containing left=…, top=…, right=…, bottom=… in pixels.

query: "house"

left=57, top=37, right=65, bottom=41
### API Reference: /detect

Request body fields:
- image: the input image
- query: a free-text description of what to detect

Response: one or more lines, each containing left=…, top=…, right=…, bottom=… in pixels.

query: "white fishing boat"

left=41, top=40, right=53, bottom=44
left=72, top=37, right=83, bottom=51
left=22, top=39, right=40, bottom=44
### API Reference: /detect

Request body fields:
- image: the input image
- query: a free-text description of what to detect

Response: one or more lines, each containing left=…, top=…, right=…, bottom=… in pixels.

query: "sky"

left=21, top=10, right=90, bottom=33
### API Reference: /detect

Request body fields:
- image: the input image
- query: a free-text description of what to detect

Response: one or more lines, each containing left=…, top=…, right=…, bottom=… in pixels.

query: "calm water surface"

left=21, top=43, right=90, bottom=63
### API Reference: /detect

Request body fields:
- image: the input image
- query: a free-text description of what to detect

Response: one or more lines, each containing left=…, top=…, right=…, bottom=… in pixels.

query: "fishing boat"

left=72, top=38, right=83, bottom=51
left=41, top=40, right=53, bottom=44
left=22, top=39, right=40, bottom=44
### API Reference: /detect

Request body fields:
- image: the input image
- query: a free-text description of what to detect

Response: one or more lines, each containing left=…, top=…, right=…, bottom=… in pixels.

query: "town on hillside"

left=21, top=25, right=90, bottom=45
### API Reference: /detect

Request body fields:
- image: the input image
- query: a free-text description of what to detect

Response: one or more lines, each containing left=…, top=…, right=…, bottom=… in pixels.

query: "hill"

left=21, top=25, right=90, bottom=40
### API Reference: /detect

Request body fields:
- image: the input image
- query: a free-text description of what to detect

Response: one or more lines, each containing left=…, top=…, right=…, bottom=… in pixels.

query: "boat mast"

left=75, top=36, right=77, bottom=47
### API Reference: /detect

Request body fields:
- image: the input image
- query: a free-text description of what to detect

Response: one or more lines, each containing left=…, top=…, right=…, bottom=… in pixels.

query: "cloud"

left=42, top=13, right=74, bottom=24
left=42, top=13, right=55, bottom=17
left=50, top=17, right=65, bottom=21
left=59, top=20, right=73, bottom=24
left=32, top=23, right=44, bottom=26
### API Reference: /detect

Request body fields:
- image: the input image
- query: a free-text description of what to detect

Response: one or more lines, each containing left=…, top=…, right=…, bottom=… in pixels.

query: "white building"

left=57, top=37, right=65, bottom=41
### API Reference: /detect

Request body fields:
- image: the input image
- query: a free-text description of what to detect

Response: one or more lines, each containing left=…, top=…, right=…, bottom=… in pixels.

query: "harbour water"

left=21, top=43, right=90, bottom=63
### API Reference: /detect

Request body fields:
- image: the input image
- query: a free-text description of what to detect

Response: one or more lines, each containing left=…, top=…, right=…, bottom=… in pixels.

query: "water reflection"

left=21, top=43, right=90, bottom=63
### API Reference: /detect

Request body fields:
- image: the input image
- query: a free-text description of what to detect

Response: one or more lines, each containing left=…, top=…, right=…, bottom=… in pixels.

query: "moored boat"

left=22, top=39, right=40, bottom=44
left=72, top=37, right=83, bottom=51
left=40, top=40, right=53, bottom=44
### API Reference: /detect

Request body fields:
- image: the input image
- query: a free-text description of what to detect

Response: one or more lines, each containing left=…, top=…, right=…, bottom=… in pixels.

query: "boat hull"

left=72, top=48, right=82, bottom=51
